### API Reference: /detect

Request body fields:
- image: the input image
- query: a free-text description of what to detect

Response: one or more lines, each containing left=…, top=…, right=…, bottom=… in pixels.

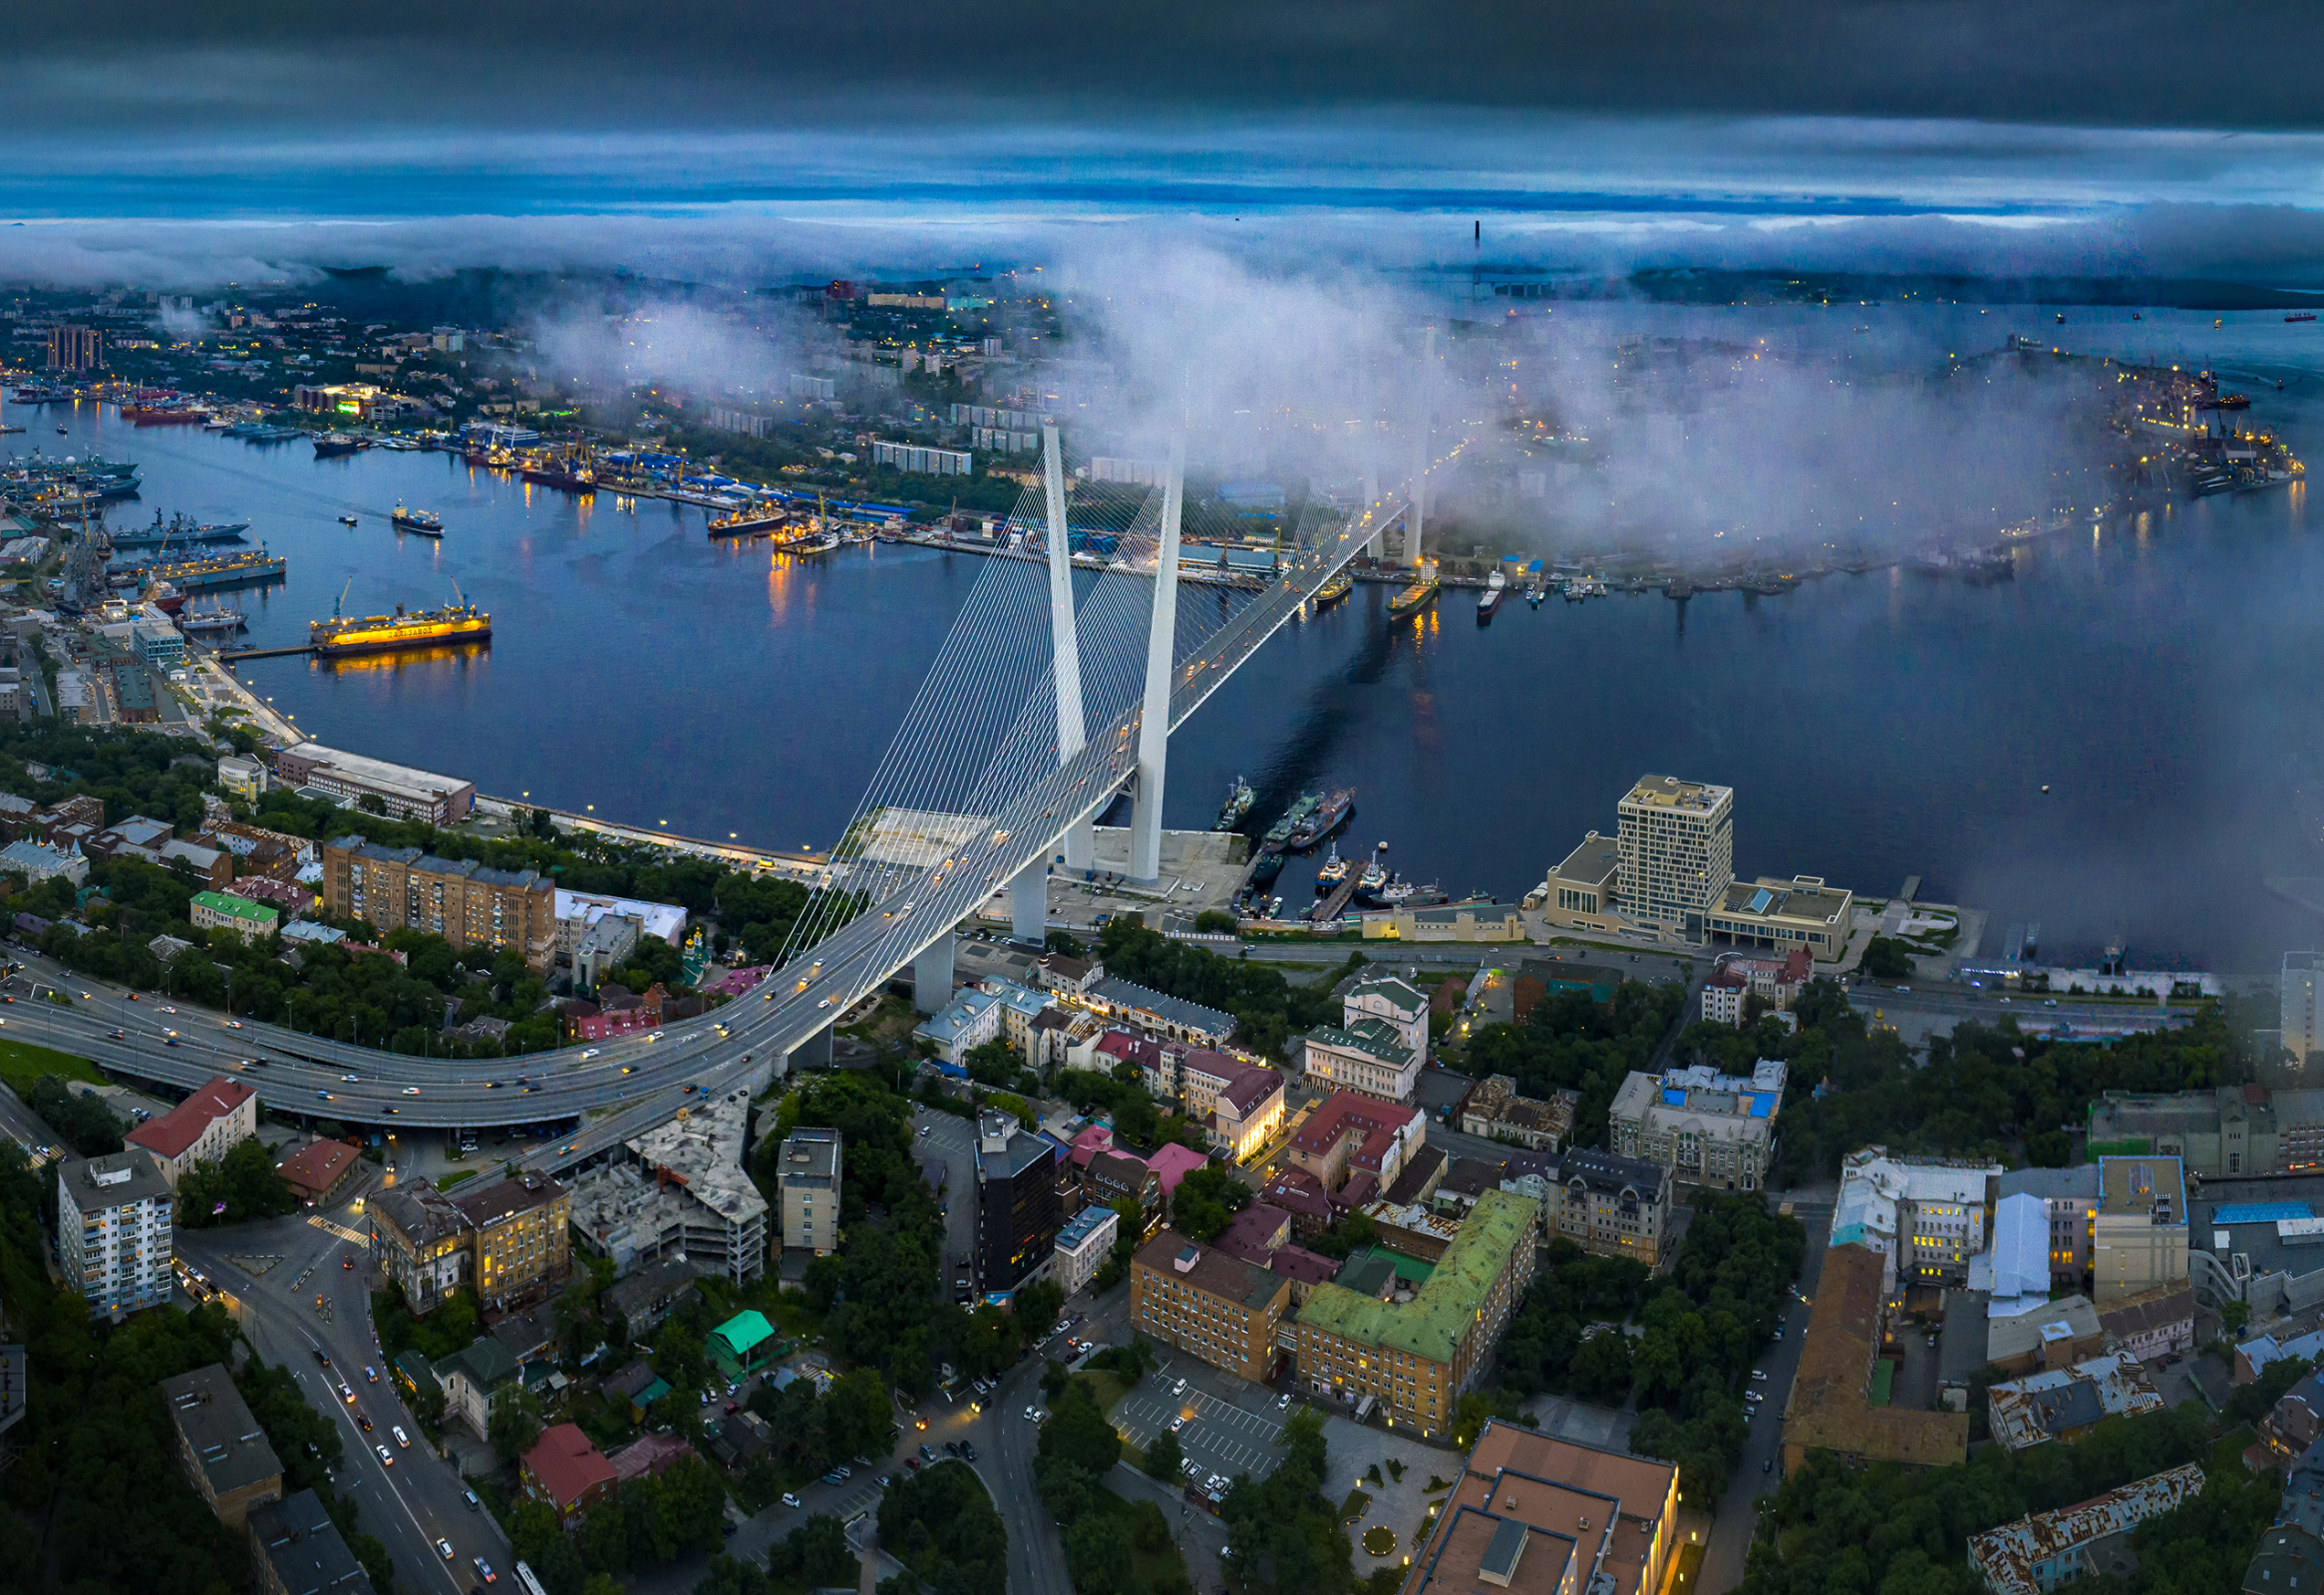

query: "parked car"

left=782, top=1493, right=802, bottom=1509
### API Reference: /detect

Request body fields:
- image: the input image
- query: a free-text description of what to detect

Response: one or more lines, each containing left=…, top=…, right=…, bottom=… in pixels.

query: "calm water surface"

left=23, top=307, right=2324, bottom=974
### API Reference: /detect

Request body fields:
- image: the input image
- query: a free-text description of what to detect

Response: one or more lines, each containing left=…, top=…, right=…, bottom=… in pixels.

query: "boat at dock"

left=116, top=545, right=286, bottom=593
left=708, top=501, right=788, bottom=537
left=1313, top=843, right=1350, bottom=894
left=520, top=454, right=597, bottom=492
left=390, top=503, right=444, bottom=536
left=1247, top=848, right=1286, bottom=888
left=1387, top=571, right=1439, bottom=616
left=776, top=529, right=840, bottom=555
left=1476, top=570, right=1506, bottom=621
left=311, top=599, right=491, bottom=657
left=313, top=434, right=365, bottom=459
left=176, top=604, right=247, bottom=636
left=1313, top=572, right=1352, bottom=609
left=1287, top=788, right=1353, bottom=851
left=1214, top=775, right=1255, bottom=831
left=1262, top=792, right=1319, bottom=850
left=110, top=510, right=249, bottom=551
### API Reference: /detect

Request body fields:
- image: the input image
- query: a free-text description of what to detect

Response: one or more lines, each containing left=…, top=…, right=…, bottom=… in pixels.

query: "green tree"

left=1145, top=1426, right=1183, bottom=1479
left=1038, top=1379, right=1123, bottom=1477
left=1066, top=1511, right=1135, bottom=1595
left=490, top=1390, right=544, bottom=1464
left=1171, top=1163, right=1251, bottom=1243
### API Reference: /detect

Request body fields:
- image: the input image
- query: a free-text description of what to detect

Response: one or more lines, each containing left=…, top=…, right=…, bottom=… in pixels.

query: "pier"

left=216, top=644, right=315, bottom=662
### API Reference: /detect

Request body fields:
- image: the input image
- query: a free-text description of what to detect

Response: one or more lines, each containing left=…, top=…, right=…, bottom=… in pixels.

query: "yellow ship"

left=310, top=601, right=492, bottom=657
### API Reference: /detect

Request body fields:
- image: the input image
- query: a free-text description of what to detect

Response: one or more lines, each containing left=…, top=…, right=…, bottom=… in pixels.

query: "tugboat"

left=1214, top=775, right=1255, bottom=831
left=1476, top=570, right=1506, bottom=622
left=390, top=502, right=444, bottom=536
left=1287, top=788, right=1353, bottom=851
left=1312, top=843, right=1350, bottom=894
left=338, top=513, right=359, bottom=526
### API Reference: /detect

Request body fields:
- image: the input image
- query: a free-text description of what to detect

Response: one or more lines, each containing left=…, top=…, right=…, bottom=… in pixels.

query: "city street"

left=1696, top=1194, right=1834, bottom=1595
left=177, top=1189, right=508, bottom=1595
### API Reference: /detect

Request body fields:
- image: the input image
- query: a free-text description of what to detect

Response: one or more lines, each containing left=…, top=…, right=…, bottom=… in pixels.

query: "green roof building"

left=708, top=1309, right=782, bottom=1381
left=189, top=890, right=279, bottom=943
left=1291, top=1188, right=1539, bottom=1438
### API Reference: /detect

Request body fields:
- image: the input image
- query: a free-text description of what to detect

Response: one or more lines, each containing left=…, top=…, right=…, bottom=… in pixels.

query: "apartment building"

left=454, top=1172, right=572, bottom=1311
left=1608, top=1059, right=1788, bottom=1192
left=277, top=744, right=475, bottom=823
left=370, top=1180, right=473, bottom=1313
left=322, top=836, right=555, bottom=967
left=1460, top=1075, right=1579, bottom=1154
left=1831, top=1146, right=2002, bottom=1294
left=1131, top=1229, right=1294, bottom=1383
left=162, top=1363, right=283, bottom=1530
left=1968, top=1466, right=2204, bottom=1595
left=2289, top=952, right=2323, bottom=1070
left=58, top=1147, right=172, bottom=1319
left=248, top=1487, right=376, bottom=1595
left=188, top=890, right=280, bottom=943
left=1545, top=1148, right=1675, bottom=1267
left=777, top=1127, right=841, bottom=1258
left=126, top=1074, right=257, bottom=1188
left=1054, top=1205, right=1119, bottom=1296
left=1999, top=1165, right=2100, bottom=1290
left=571, top=1091, right=767, bottom=1284
left=1616, top=774, right=1734, bottom=936
left=1291, top=1189, right=1539, bottom=1436
left=1171, top=1050, right=1286, bottom=1163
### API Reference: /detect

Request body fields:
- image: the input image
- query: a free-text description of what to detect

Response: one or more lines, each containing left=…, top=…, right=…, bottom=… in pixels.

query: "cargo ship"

left=708, top=501, right=788, bottom=537
left=390, top=503, right=444, bottom=536
left=1313, top=572, right=1352, bottom=609
left=2291, top=314, right=2317, bottom=323
left=118, top=546, right=286, bottom=593
left=313, top=434, right=365, bottom=459
left=1387, top=573, right=1439, bottom=616
left=1476, top=570, right=1506, bottom=621
left=1287, top=788, right=1353, bottom=851
left=520, top=454, right=596, bottom=492
left=311, top=600, right=491, bottom=657
left=1262, top=792, right=1319, bottom=850
left=1214, top=775, right=1254, bottom=831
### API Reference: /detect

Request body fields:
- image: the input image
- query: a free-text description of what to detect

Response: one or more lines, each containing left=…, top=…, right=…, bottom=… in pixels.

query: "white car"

left=402, top=1087, right=420, bottom=1097
left=376, top=1444, right=394, bottom=1466
left=438, top=1539, right=455, bottom=1560
left=1751, top=1369, right=1768, bottom=1383
left=393, top=1426, right=410, bottom=1447
left=342, top=1074, right=358, bottom=1083
left=1169, top=1415, right=1188, bottom=1434
left=580, top=1049, right=599, bottom=1060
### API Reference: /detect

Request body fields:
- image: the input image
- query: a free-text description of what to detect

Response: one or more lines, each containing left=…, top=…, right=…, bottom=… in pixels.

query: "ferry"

left=1476, top=570, right=1506, bottom=621
left=311, top=600, right=491, bottom=657
left=708, top=501, right=788, bottom=538
left=1288, top=788, right=1354, bottom=851
left=1214, top=775, right=1255, bottom=831
left=1313, top=572, right=1353, bottom=609
left=391, top=503, right=444, bottom=536
left=1387, top=572, right=1439, bottom=616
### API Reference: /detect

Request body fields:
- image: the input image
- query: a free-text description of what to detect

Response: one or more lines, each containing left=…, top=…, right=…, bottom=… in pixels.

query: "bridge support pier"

left=1009, top=863, right=1047, bottom=945
left=912, top=932, right=956, bottom=1015
left=767, top=1032, right=818, bottom=1085
left=1045, top=420, right=1095, bottom=874
left=1405, top=326, right=1434, bottom=567
left=1129, top=435, right=1186, bottom=885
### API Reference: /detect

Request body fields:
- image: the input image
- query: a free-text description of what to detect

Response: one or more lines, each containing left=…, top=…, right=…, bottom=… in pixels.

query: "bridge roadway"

left=22, top=494, right=1407, bottom=1174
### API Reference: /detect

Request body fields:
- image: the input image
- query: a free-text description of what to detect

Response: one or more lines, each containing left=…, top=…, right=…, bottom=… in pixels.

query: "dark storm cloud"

left=12, top=1, right=2324, bottom=131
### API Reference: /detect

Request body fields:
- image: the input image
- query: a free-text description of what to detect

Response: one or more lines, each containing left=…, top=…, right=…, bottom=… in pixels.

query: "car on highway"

left=376, top=1444, right=394, bottom=1466
left=438, top=1540, right=455, bottom=1560
left=316, top=1091, right=332, bottom=1101
left=313, top=1350, right=331, bottom=1367
left=338, top=1382, right=354, bottom=1403
left=402, top=1087, right=420, bottom=1096
left=357, top=1412, right=373, bottom=1432
left=580, top=1049, right=599, bottom=1060
left=225, top=1020, right=242, bottom=1030
left=475, top=1558, right=496, bottom=1584
left=110, top=1028, right=124, bottom=1040
left=342, top=1074, right=358, bottom=1083
left=393, top=1426, right=410, bottom=1448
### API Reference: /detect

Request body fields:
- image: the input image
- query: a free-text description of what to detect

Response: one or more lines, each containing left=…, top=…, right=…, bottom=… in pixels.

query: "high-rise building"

left=46, top=326, right=101, bottom=372
left=777, top=1127, right=841, bottom=1258
left=2286, top=953, right=2323, bottom=1070
left=57, top=1147, right=172, bottom=1319
left=974, top=1111, right=1061, bottom=1298
left=322, top=835, right=553, bottom=968
left=1615, top=774, right=1734, bottom=937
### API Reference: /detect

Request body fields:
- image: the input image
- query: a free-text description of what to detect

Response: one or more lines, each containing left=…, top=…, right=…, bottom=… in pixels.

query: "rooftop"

left=1782, top=1243, right=1969, bottom=1468
left=58, top=1145, right=171, bottom=1213
left=1987, top=1352, right=2164, bottom=1449
left=1619, top=774, right=1731, bottom=813
left=1548, top=832, right=1621, bottom=889
left=523, top=1423, right=616, bottom=1508
left=274, top=1136, right=357, bottom=1198
left=1134, top=1227, right=1289, bottom=1313
left=127, top=1074, right=254, bottom=1160
left=2099, top=1155, right=2186, bottom=1223
left=1090, top=976, right=1236, bottom=1039
left=1296, top=1188, right=1537, bottom=1364
left=450, top=1169, right=566, bottom=1231
left=1967, top=1465, right=2205, bottom=1595
left=161, top=1363, right=282, bottom=1500
left=1411, top=1421, right=1676, bottom=1595
left=625, top=1090, right=767, bottom=1226
left=189, top=890, right=277, bottom=925
left=294, top=743, right=471, bottom=801
left=247, top=1488, right=374, bottom=1595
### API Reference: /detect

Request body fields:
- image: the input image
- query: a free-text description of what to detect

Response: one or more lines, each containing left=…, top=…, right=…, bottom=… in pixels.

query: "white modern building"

left=58, top=1146, right=173, bottom=1319
left=1053, top=1204, right=1119, bottom=1296
left=2287, top=952, right=2323, bottom=1071
left=553, top=889, right=688, bottom=958
left=1616, top=774, right=1735, bottom=940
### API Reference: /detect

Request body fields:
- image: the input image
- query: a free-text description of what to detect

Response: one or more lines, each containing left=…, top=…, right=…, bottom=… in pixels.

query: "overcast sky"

left=6, top=2, right=2324, bottom=285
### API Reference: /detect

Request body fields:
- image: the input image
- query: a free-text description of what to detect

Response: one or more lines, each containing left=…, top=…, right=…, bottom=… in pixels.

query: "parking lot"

left=913, top=1109, right=980, bottom=1298
left=1114, top=1352, right=1291, bottom=1482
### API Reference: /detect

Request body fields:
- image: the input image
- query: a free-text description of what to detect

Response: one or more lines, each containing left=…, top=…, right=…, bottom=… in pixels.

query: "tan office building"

left=1131, top=1229, right=1293, bottom=1384
left=454, top=1172, right=572, bottom=1311
left=2093, top=1156, right=2188, bottom=1305
left=1404, top=1422, right=1681, bottom=1595
left=322, top=836, right=556, bottom=968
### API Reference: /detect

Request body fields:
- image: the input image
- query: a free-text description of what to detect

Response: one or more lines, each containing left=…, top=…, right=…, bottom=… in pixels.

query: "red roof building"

left=521, top=1424, right=617, bottom=1524
left=274, top=1137, right=359, bottom=1206
left=127, top=1075, right=257, bottom=1188
left=1287, top=1091, right=1425, bottom=1194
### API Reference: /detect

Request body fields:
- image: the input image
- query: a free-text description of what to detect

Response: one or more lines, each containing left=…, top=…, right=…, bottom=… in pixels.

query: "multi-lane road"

left=179, top=1191, right=510, bottom=1595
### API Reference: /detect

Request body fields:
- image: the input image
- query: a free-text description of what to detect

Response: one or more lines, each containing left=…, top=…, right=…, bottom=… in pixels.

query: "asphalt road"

left=177, top=1187, right=510, bottom=1595
left=1696, top=1194, right=1835, bottom=1595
